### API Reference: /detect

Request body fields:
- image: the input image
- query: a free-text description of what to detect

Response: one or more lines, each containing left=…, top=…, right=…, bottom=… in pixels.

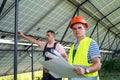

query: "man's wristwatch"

left=85, top=68, right=90, bottom=74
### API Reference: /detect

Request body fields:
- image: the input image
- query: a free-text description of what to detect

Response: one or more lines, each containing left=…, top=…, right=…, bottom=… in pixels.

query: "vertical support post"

left=14, top=0, right=19, bottom=80
left=97, top=24, right=99, bottom=45
left=31, top=44, right=34, bottom=80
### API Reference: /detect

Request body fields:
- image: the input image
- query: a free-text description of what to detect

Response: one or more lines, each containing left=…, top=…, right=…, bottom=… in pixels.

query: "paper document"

left=39, top=57, right=83, bottom=78
left=49, top=71, right=61, bottom=78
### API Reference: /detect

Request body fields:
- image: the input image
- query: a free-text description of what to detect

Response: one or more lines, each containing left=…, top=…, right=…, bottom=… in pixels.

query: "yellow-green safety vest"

left=68, top=37, right=98, bottom=77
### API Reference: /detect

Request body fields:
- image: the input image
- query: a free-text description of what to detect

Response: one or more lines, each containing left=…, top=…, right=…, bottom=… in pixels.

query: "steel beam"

left=0, top=0, right=21, bottom=20
left=0, top=0, right=7, bottom=15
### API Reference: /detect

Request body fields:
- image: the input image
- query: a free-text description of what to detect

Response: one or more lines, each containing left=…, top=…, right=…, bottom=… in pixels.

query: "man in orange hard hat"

left=68, top=16, right=101, bottom=80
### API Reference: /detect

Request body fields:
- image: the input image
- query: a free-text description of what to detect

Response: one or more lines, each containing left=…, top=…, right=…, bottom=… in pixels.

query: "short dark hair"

left=47, top=30, right=55, bottom=36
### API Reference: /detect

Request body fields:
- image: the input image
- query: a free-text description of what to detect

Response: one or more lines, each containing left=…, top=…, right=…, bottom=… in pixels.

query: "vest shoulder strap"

left=43, top=42, right=58, bottom=51
left=53, top=42, right=58, bottom=49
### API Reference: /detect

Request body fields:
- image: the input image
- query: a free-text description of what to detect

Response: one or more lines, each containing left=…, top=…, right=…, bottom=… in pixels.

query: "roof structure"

left=0, top=0, right=120, bottom=76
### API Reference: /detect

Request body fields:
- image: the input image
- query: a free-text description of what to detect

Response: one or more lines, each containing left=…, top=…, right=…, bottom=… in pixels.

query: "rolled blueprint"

left=45, top=51, right=59, bottom=59
left=51, top=49, right=62, bottom=57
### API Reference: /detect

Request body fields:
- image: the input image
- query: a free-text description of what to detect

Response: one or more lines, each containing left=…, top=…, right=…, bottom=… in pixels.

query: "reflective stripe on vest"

left=68, top=37, right=98, bottom=77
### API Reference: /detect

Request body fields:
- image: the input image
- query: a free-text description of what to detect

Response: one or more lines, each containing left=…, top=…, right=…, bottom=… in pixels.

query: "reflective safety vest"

left=68, top=37, right=98, bottom=77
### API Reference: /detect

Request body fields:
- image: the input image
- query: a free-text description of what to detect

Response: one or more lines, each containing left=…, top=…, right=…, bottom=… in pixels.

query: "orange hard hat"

left=69, top=16, right=88, bottom=29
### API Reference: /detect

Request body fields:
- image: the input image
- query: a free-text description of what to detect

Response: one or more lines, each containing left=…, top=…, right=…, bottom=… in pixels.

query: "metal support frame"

left=26, top=38, right=39, bottom=50
left=89, top=21, right=100, bottom=45
left=115, top=41, right=120, bottom=51
left=69, top=0, right=120, bottom=46
left=100, top=30, right=109, bottom=48
left=68, top=0, right=120, bottom=52
left=112, top=40, right=120, bottom=58
left=100, top=24, right=119, bottom=49
left=112, top=36, right=119, bottom=58
left=82, top=6, right=120, bottom=38
left=101, top=34, right=118, bottom=78
left=0, top=0, right=7, bottom=15
left=31, top=44, right=34, bottom=80
left=110, top=35, right=117, bottom=50
left=60, top=0, right=89, bottom=43
left=77, top=7, right=79, bottom=16
left=0, top=29, right=73, bottom=44
left=60, top=6, right=79, bottom=43
left=97, top=23, right=99, bottom=45
left=90, top=22, right=98, bottom=38
left=0, top=0, right=21, bottom=20
left=0, top=49, right=41, bottom=52
left=23, top=50, right=43, bottom=73
left=88, top=1, right=120, bottom=53
left=14, top=0, right=19, bottom=80
left=95, top=27, right=118, bottom=78
left=109, top=22, right=120, bottom=29
left=88, top=1, right=120, bottom=38
left=101, top=30, right=110, bottom=65
left=102, top=30, right=112, bottom=77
